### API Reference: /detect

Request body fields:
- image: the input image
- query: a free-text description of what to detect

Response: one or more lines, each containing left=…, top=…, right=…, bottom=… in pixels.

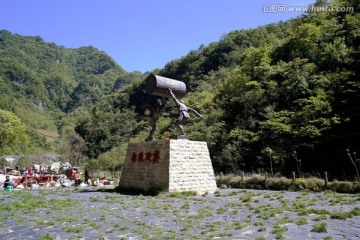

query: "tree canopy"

left=0, top=109, right=29, bottom=154
left=1, top=0, right=359, bottom=179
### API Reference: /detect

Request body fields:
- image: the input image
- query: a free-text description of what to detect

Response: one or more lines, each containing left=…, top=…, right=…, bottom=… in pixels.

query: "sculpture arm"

left=187, top=107, right=204, bottom=118
left=168, top=89, right=180, bottom=106
left=168, top=89, right=176, bottom=99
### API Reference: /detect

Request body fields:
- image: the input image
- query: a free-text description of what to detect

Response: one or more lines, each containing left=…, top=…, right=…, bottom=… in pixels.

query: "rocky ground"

left=0, top=187, right=359, bottom=239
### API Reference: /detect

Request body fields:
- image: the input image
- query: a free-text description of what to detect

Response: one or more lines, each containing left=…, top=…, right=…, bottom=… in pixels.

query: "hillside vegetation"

left=1, top=0, right=359, bottom=179
left=155, top=0, right=359, bottom=178
left=0, top=30, right=143, bottom=152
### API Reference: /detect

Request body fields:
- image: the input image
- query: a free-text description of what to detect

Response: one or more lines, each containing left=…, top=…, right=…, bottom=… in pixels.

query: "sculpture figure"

left=142, top=74, right=204, bottom=140
left=168, top=89, right=203, bottom=137
left=138, top=97, right=166, bottom=141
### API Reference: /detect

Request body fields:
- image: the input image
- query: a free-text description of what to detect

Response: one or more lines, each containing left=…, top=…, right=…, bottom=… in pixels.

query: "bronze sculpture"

left=142, top=74, right=203, bottom=140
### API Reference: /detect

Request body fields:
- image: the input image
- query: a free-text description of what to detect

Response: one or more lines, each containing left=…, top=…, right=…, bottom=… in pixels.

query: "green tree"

left=0, top=157, right=10, bottom=169
left=97, top=144, right=127, bottom=180
left=60, top=131, right=88, bottom=167
left=0, top=109, right=30, bottom=154
left=75, top=93, right=137, bottom=158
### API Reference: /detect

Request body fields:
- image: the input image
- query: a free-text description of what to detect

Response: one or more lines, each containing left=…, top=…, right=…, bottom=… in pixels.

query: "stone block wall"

left=119, top=139, right=217, bottom=194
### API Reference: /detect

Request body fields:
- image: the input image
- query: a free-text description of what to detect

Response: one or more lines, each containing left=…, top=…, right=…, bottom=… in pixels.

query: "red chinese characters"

left=131, top=150, right=160, bottom=163
left=145, top=152, right=152, bottom=161
left=153, top=150, right=160, bottom=163
left=138, top=152, right=144, bottom=162
left=131, top=152, right=137, bottom=162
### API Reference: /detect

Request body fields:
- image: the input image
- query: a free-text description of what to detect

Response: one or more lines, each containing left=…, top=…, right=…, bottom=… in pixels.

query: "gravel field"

left=0, top=187, right=360, bottom=240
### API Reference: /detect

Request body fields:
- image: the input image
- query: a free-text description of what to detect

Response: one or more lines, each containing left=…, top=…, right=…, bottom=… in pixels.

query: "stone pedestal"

left=118, top=139, right=218, bottom=194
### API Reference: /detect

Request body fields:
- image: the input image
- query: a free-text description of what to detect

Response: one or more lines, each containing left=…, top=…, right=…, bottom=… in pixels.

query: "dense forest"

left=1, top=0, right=359, bottom=179
left=0, top=30, right=143, bottom=153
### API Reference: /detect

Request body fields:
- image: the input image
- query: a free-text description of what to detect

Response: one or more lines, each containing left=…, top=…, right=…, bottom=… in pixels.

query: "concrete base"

left=118, top=139, right=218, bottom=194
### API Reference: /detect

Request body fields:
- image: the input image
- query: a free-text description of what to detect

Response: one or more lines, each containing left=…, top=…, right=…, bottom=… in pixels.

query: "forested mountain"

left=166, top=0, right=359, bottom=177
left=159, top=0, right=359, bottom=178
left=1, top=0, right=359, bottom=179
left=0, top=30, right=142, bottom=152
left=76, top=0, right=359, bottom=179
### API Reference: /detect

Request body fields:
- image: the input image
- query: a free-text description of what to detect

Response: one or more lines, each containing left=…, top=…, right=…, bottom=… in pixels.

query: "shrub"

left=215, top=174, right=360, bottom=193
left=293, top=177, right=324, bottom=192
left=267, top=177, right=293, bottom=190
left=311, top=222, right=327, bottom=233
left=327, top=180, right=360, bottom=193
left=38, top=234, right=54, bottom=240
left=240, top=192, right=254, bottom=202
left=243, top=175, right=266, bottom=190
left=217, top=174, right=243, bottom=188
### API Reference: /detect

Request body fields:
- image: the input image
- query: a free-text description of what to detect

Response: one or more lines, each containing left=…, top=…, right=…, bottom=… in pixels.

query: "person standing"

left=84, top=169, right=89, bottom=185
left=27, top=166, right=33, bottom=176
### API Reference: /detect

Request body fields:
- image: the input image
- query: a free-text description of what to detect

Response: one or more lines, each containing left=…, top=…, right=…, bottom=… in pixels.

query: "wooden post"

left=220, top=172, right=223, bottom=185
left=240, top=171, right=244, bottom=181
left=292, top=172, right=296, bottom=182
left=324, top=171, right=328, bottom=187
left=265, top=172, right=268, bottom=189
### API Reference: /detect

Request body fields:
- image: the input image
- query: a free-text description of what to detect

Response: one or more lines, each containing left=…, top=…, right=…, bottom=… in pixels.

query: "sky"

left=0, top=0, right=315, bottom=73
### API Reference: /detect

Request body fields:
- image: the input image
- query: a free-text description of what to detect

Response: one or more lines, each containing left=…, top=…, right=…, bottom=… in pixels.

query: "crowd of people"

left=1, top=166, right=81, bottom=189
left=1, top=163, right=111, bottom=190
